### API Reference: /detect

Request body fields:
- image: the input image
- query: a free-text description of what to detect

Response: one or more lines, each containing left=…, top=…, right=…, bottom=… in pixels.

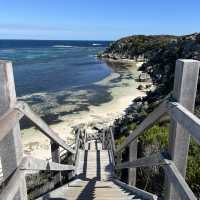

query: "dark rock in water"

left=137, top=84, right=144, bottom=90
left=134, top=97, right=143, bottom=102
left=145, top=84, right=152, bottom=89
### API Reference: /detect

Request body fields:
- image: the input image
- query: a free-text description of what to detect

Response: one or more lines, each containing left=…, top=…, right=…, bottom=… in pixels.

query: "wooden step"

left=37, top=179, right=147, bottom=200
left=37, top=142, right=157, bottom=200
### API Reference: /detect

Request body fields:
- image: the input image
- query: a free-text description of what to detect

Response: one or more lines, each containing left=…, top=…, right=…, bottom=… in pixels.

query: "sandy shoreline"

left=21, top=60, right=146, bottom=160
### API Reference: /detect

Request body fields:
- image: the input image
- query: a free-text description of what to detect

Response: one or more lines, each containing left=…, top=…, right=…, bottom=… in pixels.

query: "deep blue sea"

left=0, top=40, right=111, bottom=96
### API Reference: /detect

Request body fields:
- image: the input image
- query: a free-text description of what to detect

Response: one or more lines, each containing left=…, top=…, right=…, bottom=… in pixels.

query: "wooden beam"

left=102, top=130, right=105, bottom=149
left=73, top=129, right=82, bottom=175
left=0, top=60, right=27, bottom=199
left=168, top=102, right=200, bottom=144
left=109, top=127, right=116, bottom=152
left=74, top=129, right=81, bottom=158
left=109, top=149, right=116, bottom=168
left=51, top=142, right=62, bottom=185
left=15, top=101, right=75, bottom=154
left=112, top=179, right=157, bottom=200
left=20, top=156, right=75, bottom=171
left=163, top=160, right=197, bottom=200
left=117, top=101, right=167, bottom=153
left=0, top=169, right=25, bottom=200
left=0, top=109, right=23, bottom=142
left=128, top=139, right=138, bottom=186
left=83, top=129, right=87, bottom=149
left=166, top=59, right=200, bottom=200
left=116, top=153, right=165, bottom=169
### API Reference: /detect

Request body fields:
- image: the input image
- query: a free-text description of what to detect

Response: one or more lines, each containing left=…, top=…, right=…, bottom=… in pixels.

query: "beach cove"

left=20, top=59, right=146, bottom=159
left=0, top=40, right=148, bottom=160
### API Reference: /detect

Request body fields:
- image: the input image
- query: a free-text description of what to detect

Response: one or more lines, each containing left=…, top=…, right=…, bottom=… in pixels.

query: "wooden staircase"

left=38, top=140, right=156, bottom=200
left=1, top=59, right=200, bottom=200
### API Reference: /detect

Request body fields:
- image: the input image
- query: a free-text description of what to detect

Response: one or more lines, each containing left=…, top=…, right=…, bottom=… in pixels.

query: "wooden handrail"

left=109, top=127, right=116, bottom=153
left=0, top=108, right=24, bottom=142
left=73, top=129, right=81, bottom=168
left=83, top=129, right=87, bottom=149
left=0, top=155, right=76, bottom=200
left=108, top=149, right=115, bottom=167
left=163, top=159, right=197, bottom=200
left=15, top=101, right=75, bottom=154
left=73, top=128, right=87, bottom=174
left=74, top=129, right=81, bottom=156
left=20, top=157, right=75, bottom=172
left=168, top=102, right=200, bottom=144
left=116, top=153, right=165, bottom=169
left=116, top=101, right=168, bottom=153
left=114, top=152, right=197, bottom=200
left=106, top=128, right=116, bottom=167
left=0, top=169, right=24, bottom=200
left=103, top=99, right=200, bottom=200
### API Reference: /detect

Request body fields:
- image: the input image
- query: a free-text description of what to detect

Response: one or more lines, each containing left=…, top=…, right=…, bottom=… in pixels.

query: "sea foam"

left=52, top=45, right=73, bottom=48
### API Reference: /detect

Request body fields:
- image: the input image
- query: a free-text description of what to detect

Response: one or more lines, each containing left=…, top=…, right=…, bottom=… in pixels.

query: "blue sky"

left=0, top=0, right=200, bottom=40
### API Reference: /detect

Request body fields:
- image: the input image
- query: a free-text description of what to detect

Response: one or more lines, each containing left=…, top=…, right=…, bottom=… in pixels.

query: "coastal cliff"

left=100, top=33, right=200, bottom=93
left=100, top=33, right=200, bottom=197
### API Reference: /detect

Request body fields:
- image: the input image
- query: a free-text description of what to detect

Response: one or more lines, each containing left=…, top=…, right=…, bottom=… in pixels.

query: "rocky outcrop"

left=101, top=33, right=200, bottom=96
left=99, top=35, right=179, bottom=61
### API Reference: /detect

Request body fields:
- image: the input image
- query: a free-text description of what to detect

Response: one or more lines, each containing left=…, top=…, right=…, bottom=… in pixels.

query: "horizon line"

left=0, top=32, right=199, bottom=42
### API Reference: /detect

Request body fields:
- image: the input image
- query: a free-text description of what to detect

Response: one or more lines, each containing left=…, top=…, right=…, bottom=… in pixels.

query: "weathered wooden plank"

left=51, top=142, right=62, bottom=185
left=15, top=101, right=75, bottom=154
left=116, top=153, right=165, bottom=169
left=128, top=139, right=137, bottom=186
left=83, top=129, right=87, bottom=149
left=74, top=129, right=81, bottom=157
left=166, top=59, right=200, bottom=200
left=112, top=179, right=158, bottom=200
left=168, top=102, right=200, bottom=144
left=73, top=129, right=81, bottom=174
left=117, top=101, right=167, bottom=153
left=107, top=129, right=116, bottom=168
left=51, top=142, right=60, bottom=164
left=102, top=130, right=105, bottom=149
left=0, top=60, right=27, bottom=199
left=109, top=149, right=116, bottom=168
left=163, top=159, right=197, bottom=200
left=20, top=156, right=75, bottom=171
left=0, top=109, right=23, bottom=142
left=0, top=169, right=25, bottom=200
left=109, top=127, right=116, bottom=152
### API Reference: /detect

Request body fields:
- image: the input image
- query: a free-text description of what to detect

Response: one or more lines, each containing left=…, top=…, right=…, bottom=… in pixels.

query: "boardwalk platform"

left=38, top=140, right=155, bottom=200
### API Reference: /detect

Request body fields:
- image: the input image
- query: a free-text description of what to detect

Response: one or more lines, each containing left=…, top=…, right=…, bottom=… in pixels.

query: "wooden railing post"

left=0, top=61, right=27, bottom=199
left=116, top=151, right=122, bottom=179
left=128, top=138, right=138, bottom=186
left=110, top=127, right=116, bottom=152
left=102, top=131, right=105, bottom=150
left=51, top=142, right=62, bottom=185
left=166, top=59, right=200, bottom=200
left=83, top=129, right=87, bottom=149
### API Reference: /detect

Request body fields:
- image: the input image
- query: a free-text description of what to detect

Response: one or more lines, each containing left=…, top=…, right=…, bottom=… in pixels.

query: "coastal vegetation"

left=100, top=33, right=200, bottom=197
